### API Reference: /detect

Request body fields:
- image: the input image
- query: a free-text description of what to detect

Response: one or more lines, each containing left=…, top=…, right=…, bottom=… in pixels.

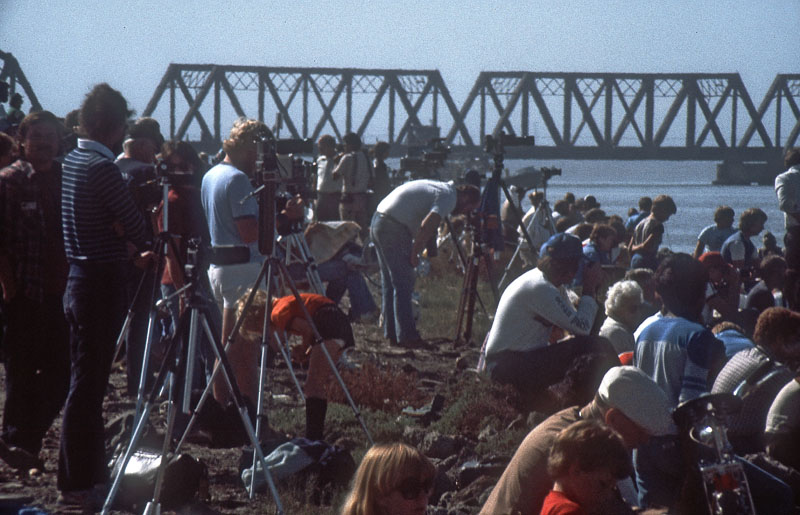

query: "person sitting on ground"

left=341, top=442, right=435, bottom=515
left=764, top=373, right=800, bottom=471
left=551, top=199, right=571, bottom=224
left=628, top=194, right=676, bottom=271
left=698, top=251, right=742, bottom=326
left=572, top=223, right=618, bottom=289
left=721, top=207, right=768, bottom=289
left=599, top=280, right=644, bottom=355
left=480, top=366, right=675, bottom=515
left=712, top=307, right=800, bottom=455
left=711, top=321, right=755, bottom=360
left=633, top=253, right=727, bottom=510
left=692, top=205, right=736, bottom=259
left=624, top=267, right=659, bottom=324
left=759, top=231, right=783, bottom=260
left=479, top=233, right=619, bottom=405
left=236, top=290, right=354, bottom=441
left=625, top=196, right=651, bottom=237
left=518, top=190, right=551, bottom=266
left=744, top=254, right=788, bottom=315
left=541, top=419, right=633, bottom=515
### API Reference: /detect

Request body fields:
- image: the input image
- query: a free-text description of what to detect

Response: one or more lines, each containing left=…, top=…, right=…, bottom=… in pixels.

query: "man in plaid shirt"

left=0, top=111, right=70, bottom=472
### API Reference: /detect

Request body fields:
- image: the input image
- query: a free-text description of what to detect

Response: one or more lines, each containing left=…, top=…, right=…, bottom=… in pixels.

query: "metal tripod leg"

left=280, top=232, right=324, bottom=294
left=103, top=296, right=285, bottom=514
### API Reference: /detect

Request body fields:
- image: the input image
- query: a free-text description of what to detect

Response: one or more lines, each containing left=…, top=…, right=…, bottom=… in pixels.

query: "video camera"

left=505, top=166, right=562, bottom=191
left=483, top=132, right=535, bottom=155
left=399, top=138, right=451, bottom=179
left=253, top=135, right=316, bottom=201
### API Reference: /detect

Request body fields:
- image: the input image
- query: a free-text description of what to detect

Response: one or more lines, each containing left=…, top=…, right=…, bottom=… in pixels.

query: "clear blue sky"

left=2, top=0, right=798, bottom=123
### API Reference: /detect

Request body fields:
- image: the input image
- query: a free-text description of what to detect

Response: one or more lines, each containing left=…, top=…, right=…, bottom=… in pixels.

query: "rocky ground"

left=0, top=258, right=529, bottom=514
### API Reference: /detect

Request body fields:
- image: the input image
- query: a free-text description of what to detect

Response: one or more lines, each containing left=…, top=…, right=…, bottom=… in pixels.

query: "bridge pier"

left=714, top=156, right=783, bottom=186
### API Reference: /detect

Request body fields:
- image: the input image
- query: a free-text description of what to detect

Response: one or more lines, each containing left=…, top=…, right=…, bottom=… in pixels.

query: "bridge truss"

left=447, top=72, right=795, bottom=162
left=141, top=64, right=468, bottom=151
left=141, top=64, right=798, bottom=164
left=0, top=51, right=42, bottom=112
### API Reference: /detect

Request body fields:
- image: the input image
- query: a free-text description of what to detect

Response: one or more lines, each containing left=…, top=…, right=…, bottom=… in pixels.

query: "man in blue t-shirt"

left=201, top=119, right=277, bottom=406
left=692, top=205, right=735, bottom=259
left=633, top=253, right=726, bottom=511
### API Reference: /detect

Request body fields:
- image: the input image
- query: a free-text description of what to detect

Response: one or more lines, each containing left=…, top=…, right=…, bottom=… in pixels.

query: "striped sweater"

left=61, top=139, right=148, bottom=263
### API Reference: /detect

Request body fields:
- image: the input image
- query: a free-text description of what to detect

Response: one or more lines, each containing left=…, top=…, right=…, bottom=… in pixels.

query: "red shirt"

left=539, top=490, right=586, bottom=515
left=270, top=293, right=334, bottom=332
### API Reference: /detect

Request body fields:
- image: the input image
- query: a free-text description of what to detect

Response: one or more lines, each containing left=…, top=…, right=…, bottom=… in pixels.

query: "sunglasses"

left=396, top=477, right=434, bottom=500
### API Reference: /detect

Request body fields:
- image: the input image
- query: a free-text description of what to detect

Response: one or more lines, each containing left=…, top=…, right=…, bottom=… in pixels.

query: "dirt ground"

left=0, top=262, right=502, bottom=514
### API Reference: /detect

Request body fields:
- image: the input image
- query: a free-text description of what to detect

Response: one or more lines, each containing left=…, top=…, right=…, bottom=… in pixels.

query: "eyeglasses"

left=395, top=477, right=434, bottom=500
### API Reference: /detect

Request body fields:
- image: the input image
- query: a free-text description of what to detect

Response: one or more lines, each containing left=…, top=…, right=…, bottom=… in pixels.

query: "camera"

left=283, top=155, right=317, bottom=201
left=399, top=138, right=451, bottom=179
left=483, top=132, right=535, bottom=154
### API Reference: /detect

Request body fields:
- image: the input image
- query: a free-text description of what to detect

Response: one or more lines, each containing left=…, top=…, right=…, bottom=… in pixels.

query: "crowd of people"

left=1, top=78, right=800, bottom=514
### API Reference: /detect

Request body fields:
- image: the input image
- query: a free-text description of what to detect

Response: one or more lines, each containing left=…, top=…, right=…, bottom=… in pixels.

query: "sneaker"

left=0, top=438, right=41, bottom=472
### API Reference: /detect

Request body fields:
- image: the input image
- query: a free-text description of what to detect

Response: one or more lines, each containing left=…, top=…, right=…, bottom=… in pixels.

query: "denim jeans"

left=633, top=434, right=684, bottom=510
left=58, top=261, right=128, bottom=492
left=371, top=212, right=419, bottom=343
left=316, top=259, right=377, bottom=318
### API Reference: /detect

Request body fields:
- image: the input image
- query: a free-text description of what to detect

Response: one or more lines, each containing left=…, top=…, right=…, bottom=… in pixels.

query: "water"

left=506, top=160, right=783, bottom=255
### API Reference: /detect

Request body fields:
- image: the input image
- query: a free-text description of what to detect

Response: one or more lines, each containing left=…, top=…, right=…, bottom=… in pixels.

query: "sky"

left=1, top=0, right=798, bottom=139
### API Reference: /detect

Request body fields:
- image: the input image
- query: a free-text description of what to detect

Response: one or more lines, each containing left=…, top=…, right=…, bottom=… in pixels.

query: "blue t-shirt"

left=625, top=211, right=648, bottom=232
left=201, top=162, right=261, bottom=263
left=721, top=230, right=758, bottom=269
left=697, top=224, right=736, bottom=252
left=634, top=315, right=724, bottom=407
left=715, top=328, right=755, bottom=359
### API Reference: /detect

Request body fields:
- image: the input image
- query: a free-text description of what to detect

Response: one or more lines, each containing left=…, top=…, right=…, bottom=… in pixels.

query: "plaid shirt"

left=0, top=159, right=67, bottom=302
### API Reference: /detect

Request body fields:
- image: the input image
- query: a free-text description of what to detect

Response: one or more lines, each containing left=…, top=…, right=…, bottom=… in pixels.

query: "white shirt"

left=485, top=268, right=598, bottom=357
left=775, top=166, right=800, bottom=229
left=315, top=155, right=341, bottom=193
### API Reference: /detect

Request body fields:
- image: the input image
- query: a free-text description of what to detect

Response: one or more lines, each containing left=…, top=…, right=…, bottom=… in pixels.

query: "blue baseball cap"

left=540, top=233, right=583, bottom=260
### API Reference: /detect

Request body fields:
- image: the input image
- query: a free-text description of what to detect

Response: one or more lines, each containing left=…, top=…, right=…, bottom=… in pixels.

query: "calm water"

left=508, top=160, right=783, bottom=255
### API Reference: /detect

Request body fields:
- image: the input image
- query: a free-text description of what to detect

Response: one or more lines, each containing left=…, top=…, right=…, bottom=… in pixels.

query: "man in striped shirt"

left=633, top=253, right=726, bottom=510
left=58, top=83, right=152, bottom=509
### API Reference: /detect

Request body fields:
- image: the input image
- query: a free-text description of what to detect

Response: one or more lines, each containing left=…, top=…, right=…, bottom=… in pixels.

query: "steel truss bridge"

left=141, top=65, right=798, bottom=167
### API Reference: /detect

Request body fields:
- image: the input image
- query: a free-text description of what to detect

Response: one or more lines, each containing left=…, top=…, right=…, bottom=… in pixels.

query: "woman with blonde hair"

left=341, top=442, right=436, bottom=515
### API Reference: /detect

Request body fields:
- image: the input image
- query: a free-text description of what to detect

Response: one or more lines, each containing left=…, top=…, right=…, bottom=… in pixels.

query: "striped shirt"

left=62, top=139, right=148, bottom=263
left=634, top=315, right=724, bottom=407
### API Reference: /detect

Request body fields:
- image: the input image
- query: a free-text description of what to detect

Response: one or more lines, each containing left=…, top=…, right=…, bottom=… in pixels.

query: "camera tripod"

left=102, top=245, right=285, bottom=514
left=453, top=139, right=540, bottom=345
left=453, top=217, right=497, bottom=346
left=113, top=177, right=195, bottom=418
left=277, top=224, right=324, bottom=294
left=497, top=182, right=556, bottom=291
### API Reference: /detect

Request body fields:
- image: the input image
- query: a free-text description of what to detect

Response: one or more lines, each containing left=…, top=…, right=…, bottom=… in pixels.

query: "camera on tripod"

left=483, top=132, right=536, bottom=155
left=399, top=138, right=451, bottom=179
